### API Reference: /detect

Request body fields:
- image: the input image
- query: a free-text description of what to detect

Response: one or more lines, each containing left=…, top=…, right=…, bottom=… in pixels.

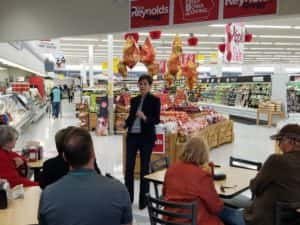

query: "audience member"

left=163, top=136, right=246, bottom=225
left=38, top=127, right=132, bottom=225
left=163, top=136, right=224, bottom=225
left=0, top=125, right=37, bottom=187
left=244, top=124, right=300, bottom=225
left=39, top=126, right=101, bottom=189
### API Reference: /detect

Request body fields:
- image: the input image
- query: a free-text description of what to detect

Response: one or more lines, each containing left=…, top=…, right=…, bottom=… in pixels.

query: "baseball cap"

left=270, top=124, right=300, bottom=142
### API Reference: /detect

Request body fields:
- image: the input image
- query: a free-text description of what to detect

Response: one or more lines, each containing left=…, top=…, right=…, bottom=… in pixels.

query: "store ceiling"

left=58, top=16, right=300, bottom=65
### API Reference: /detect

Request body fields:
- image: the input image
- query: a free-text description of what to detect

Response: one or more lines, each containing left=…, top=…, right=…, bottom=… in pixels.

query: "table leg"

left=256, top=111, right=260, bottom=125
left=268, top=112, right=272, bottom=128
left=33, top=168, right=41, bottom=182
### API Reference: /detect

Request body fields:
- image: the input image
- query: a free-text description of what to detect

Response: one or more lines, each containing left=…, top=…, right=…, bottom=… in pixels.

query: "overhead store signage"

left=173, top=0, right=219, bottom=25
left=130, top=0, right=170, bottom=29
left=224, top=23, right=245, bottom=64
left=223, top=0, right=277, bottom=19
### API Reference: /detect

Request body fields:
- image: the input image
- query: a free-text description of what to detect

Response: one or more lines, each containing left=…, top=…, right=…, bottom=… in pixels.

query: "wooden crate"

left=89, top=112, right=97, bottom=130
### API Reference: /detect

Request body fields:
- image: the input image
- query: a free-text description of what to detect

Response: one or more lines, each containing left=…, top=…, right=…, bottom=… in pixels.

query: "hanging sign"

left=130, top=0, right=170, bottom=29
left=180, top=54, right=196, bottom=65
left=101, top=62, right=108, bottom=70
left=224, top=23, right=246, bottom=64
left=223, top=0, right=277, bottom=19
left=196, top=54, right=206, bottom=64
left=173, top=0, right=219, bottom=25
left=159, top=60, right=167, bottom=74
left=210, top=52, right=218, bottom=64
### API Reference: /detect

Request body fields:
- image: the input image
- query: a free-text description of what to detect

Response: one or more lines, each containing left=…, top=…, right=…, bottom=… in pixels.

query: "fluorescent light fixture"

left=60, top=43, right=91, bottom=47
left=209, top=34, right=224, bottom=37
left=61, top=37, right=99, bottom=41
left=209, top=24, right=292, bottom=29
left=0, top=58, right=45, bottom=76
left=259, top=42, right=273, bottom=45
left=253, top=67, right=274, bottom=73
left=260, top=35, right=300, bottom=39
left=222, top=66, right=242, bottom=72
left=275, top=42, right=300, bottom=46
left=197, top=66, right=211, bottom=72
left=286, top=68, right=300, bottom=73
left=248, top=47, right=284, bottom=50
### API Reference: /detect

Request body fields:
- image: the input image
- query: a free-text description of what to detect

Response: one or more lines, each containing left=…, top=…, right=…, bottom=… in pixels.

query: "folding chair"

left=149, top=156, right=170, bottom=199
left=146, top=194, right=197, bottom=225
left=276, top=201, right=300, bottom=225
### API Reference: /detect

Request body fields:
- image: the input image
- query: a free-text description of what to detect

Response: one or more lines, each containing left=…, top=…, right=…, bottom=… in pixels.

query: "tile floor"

left=15, top=100, right=278, bottom=225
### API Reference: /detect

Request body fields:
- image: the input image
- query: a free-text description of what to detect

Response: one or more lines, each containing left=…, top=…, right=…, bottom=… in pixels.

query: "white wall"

left=0, top=43, right=45, bottom=75
left=0, top=69, right=9, bottom=82
left=0, top=0, right=129, bottom=42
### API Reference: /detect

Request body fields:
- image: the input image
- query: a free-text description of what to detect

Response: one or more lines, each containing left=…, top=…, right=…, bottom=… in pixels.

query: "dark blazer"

left=244, top=151, right=300, bottom=225
left=125, top=93, right=161, bottom=143
left=39, top=155, right=101, bottom=189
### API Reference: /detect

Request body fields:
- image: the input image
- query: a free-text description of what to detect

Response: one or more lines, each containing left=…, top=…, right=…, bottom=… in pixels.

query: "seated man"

left=38, top=127, right=132, bottom=225
left=39, top=126, right=101, bottom=189
left=244, top=124, right=300, bottom=225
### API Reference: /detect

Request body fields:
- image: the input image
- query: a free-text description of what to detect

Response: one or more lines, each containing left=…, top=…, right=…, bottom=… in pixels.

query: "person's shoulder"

left=43, top=156, right=64, bottom=167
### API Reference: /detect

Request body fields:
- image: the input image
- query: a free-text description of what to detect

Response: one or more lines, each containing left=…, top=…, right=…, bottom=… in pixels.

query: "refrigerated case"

left=0, top=94, right=33, bottom=130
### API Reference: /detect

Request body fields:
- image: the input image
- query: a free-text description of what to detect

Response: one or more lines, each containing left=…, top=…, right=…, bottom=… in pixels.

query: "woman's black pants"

left=125, top=133, right=153, bottom=209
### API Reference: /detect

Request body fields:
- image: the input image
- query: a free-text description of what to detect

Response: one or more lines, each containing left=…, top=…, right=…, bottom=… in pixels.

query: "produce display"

left=287, top=81, right=300, bottom=113
left=198, top=82, right=271, bottom=108
left=259, top=101, right=282, bottom=112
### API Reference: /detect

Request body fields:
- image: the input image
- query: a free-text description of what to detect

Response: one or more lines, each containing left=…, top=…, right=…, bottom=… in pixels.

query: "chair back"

left=230, top=156, right=262, bottom=171
left=146, top=194, right=197, bottom=225
left=150, top=156, right=170, bottom=173
left=276, top=201, right=300, bottom=225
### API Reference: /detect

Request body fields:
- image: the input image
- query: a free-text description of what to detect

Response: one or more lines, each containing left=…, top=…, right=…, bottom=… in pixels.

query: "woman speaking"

left=124, top=74, right=161, bottom=210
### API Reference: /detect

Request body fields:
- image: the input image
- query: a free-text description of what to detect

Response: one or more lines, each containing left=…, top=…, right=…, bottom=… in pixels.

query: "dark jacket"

left=244, top=151, right=300, bottom=225
left=39, top=155, right=101, bottom=189
left=125, top=93, right=160, bottom=143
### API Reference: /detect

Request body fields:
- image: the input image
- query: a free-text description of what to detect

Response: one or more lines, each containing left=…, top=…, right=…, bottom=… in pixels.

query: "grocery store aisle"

left=15, top=100, right=278, bottom=225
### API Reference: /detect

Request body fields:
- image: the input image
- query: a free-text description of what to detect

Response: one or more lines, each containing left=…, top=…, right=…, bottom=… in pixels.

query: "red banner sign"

left=153, top=133, right=165, bottom=153
left=224, top=23, right=245, bottom=64
left=223, top=0, right=277, bottom=19
left=180, top=54, right=196, bottom=65
left=159, top=60, right=167, bottom=74
left=173, top=0, right=219, bottom=25
left=130, top=0, right=170, bottom=29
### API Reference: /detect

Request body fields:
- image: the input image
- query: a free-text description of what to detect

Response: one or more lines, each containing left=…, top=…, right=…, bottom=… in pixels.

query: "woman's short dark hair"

left=138, top=74, right=153, bottom=85
left=55, top=126, right=76, bottom=154
left=63, top=127, right=94, bottom=169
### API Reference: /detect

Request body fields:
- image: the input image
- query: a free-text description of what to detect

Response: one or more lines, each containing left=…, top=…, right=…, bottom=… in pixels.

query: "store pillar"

left=81, top=63, right=87, bottom=87
left=88, top=45, right=94, bottom=87
left=107, top=34, right=114, bottom=135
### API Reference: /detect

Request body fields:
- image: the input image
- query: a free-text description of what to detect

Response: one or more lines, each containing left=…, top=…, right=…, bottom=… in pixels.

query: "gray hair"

left=0, top=125, right=19, bottom=147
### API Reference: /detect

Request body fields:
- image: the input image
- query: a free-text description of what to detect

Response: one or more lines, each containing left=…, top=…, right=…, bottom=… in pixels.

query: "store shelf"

left=198, top=102, right=270, bottom=121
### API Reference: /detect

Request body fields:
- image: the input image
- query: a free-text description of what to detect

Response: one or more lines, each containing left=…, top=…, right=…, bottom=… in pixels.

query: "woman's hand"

left=136, top=111, right=147, bottom=121
left=13, top=157, right=24, bottom=168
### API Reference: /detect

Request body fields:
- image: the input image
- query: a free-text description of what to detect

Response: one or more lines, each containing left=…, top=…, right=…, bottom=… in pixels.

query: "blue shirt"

left=38, top=169, right=132, bottom=225
left=52, top=88, right=61, bottom=103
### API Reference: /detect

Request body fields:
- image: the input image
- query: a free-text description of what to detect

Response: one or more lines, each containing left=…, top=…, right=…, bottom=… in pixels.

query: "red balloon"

left=187, top=37, right=198, bottom=46
left=218, top=43, right=226, bottom=53
left=245, top=33, right=253, bottom=42
left=149, top=30, right=161, bottom=40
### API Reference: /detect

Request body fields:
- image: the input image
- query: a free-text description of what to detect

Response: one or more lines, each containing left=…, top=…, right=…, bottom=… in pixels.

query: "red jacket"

left=163, top=161, right=224, bottom=225
left=0, top=148, right=37, bottom=187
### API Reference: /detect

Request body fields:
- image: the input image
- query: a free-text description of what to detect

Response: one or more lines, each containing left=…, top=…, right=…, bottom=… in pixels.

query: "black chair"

left=149, top=156, right=170, bottom=199
left=276, top=201, right=300, bottom=225
left=146, top=194, right=197, bottom=225
left=223, top=157, right=262, bottom=209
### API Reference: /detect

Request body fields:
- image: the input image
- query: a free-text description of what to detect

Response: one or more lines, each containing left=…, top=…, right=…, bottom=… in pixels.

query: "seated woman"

left=39, top=126, right=101, bottom=189
left=163, top=136, right=224, bottom=225
left=0, top=125, right=37, bottom=187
